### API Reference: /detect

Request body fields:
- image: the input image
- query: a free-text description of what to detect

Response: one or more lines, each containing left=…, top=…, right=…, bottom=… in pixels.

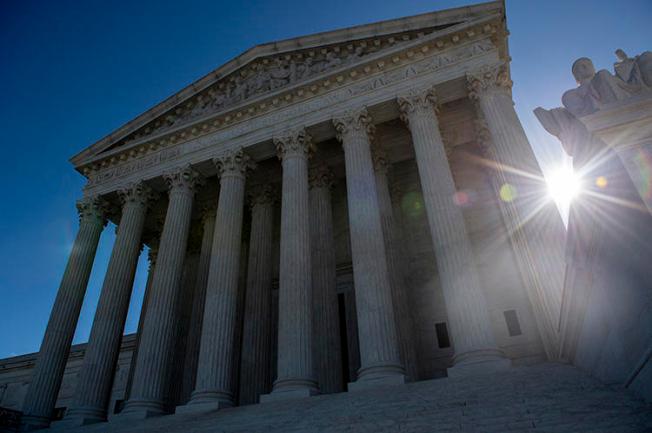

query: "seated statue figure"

left=615, top=49, right=652, bottom=89
left=562, top=57, right=635, bottom=117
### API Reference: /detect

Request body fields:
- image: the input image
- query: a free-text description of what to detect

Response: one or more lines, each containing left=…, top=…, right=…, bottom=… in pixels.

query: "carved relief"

left=117, top=32, right=438, bottom=147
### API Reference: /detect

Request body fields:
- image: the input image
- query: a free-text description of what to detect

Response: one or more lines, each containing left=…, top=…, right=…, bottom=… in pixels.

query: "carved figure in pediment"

left=562, top=57, right=635, bottom=117
left=245, top=63, right=271, bottom=96
left=297, top=57, right=315, bottom=79
left=346, top=46, right=365, bottom=64
left=269, top=58, right=293, bottom=90
left=207, top=87, right=227, bottom=110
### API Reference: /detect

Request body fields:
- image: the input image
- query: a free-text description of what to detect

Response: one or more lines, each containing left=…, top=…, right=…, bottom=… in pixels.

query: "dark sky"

left=0, top=0, right=650, bottom=357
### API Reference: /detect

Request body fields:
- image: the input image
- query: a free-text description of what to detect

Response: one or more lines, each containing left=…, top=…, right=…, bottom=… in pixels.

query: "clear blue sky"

left=0, top=0, right=650, bottom=358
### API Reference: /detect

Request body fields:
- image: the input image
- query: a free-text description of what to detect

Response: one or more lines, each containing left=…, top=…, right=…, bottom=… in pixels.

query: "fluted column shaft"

left=398, top=87, right=504, bottom=369
left=309, top=165, right=343, bottom=394
left=468, top=65, right=564, bottom=358
left=185, top=149, right=253, bottom=411
left=268, top=129, right=318, bottom=397
left=170, top=250, right=200, bottom=405
left=66, top=183, right=154, bottom=425
left=333, top=109, right=405, bottom=384
left=123, top=167, right=202, bottom=417
left=239, top=186, right=275, bottom=404
left=181, top=207, right=216, bottom=402
left=21, top=198, right=106, bottom=430
left=372, top=154, right=419, bottom=381
left=124, top=242, right=159, bottom=403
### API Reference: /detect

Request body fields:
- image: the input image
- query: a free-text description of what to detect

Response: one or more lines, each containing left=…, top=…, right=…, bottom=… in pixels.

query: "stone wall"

left=0, top=335, right=136, bottom=418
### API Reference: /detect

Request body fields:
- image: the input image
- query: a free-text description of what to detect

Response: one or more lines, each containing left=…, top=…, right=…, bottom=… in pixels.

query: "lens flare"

left=547, top=166, right=581, bottom=208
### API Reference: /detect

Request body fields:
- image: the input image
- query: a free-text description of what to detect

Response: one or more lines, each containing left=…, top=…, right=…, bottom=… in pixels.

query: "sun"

left=547, top=165, right=581, bottom=208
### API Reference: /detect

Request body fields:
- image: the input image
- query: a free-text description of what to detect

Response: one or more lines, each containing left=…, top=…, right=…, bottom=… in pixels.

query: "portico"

left=19, top=2, right=565, bottom=429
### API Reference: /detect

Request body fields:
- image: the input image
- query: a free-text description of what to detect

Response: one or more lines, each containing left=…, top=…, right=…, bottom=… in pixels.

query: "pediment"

left=71, top=1, right=505, bottom=173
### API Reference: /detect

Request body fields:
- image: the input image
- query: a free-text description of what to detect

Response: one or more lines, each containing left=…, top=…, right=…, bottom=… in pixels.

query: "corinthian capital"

left=118, top=181, right=158, bottom=208
left=76, top=195, right=109, bottom=225
left=397, top=86, right=439, bottom=125
left=274, top=128, right=315, bottom=160
left=248, top=184, right=278, bottom=209
left=214, top=148, right=256, bottom=178
left=163, top=165, right=204, bottom=193
left=371, top=143, right=390, bottom=174
left=309, top=163, right=335, bottom=190
left=466, top=63, right=513, bottom=100
left=474, top=116, right=493, bottom=156
left=333, top=107, right=375, bottom=143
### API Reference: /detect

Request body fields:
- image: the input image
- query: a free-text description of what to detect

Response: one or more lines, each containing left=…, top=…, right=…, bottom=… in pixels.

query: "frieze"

left=85, top=37, right=496, bottom=191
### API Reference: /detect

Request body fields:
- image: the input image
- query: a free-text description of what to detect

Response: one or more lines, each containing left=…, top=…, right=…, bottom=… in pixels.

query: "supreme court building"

left=2, top=1, right=651, bottom=432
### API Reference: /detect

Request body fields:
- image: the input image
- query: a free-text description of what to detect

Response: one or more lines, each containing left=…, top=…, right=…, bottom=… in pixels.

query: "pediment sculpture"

left=118, top=31, right=440, bottom=148
left=561, top=50, right=652, bottom=118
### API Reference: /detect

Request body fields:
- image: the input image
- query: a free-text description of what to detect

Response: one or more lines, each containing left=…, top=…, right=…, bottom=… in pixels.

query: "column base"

left=260, top=378, right=319, bottom=403
left=175, top=400, right=232, bottom=415
left=58, top=406, right=106, bottom=427
left=19, top=414, right=51, bottom=431
left=117, top=399, right=167, bottom=420
left=447, top=349, right=511, bottom=378
left=348, top=363, right=406, bottom=391
left=176, top=390, right=234, bottom=414
left=348, top=374, right=407, bottom=392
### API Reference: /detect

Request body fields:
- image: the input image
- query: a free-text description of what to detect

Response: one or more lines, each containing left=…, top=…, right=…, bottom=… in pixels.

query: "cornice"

left=75, top=14, right=504, bottom=182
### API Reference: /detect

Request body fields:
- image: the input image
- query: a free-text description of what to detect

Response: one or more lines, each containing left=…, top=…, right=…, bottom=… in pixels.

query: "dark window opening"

left=337, top=293, right=351, bottom=388
left=435, top=322, right=450, bottom=348
left=504, top=310, right=522, bottom=336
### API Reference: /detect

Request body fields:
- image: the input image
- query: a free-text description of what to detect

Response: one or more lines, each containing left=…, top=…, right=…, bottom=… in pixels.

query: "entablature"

left=81, top=32, right=503, bottom=197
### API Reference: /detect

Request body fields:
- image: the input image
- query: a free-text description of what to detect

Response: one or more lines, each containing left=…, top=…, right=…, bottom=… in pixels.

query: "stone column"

left=20, top=197, right=107, bottom=430
left=122, top=166, right=203, bottom=418
left=65, top=182, right=155, bottom=425
left=124, top=238, right=159, bottom=403
left=398, top=86, right=508, bottom=376
left=180, top=205, right=217, bottom=403
left=333, top=109, right=405, bottom=388
left=239, top=185, right=276, bottom=405
left=262, top=128, right=318, bottom=401
left=309, top=164, right=343, bottom=394
left=467, top=64, right=564, bottom=358
left=170, top=246, right=200, bottom=406
left=372, top=147, right=419, bottom=381
left=180, top=149, right=254, bottom=413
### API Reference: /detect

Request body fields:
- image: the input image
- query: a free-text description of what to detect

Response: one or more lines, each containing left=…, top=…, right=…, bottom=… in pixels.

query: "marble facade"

left=3, top=1, right=577, bottom=430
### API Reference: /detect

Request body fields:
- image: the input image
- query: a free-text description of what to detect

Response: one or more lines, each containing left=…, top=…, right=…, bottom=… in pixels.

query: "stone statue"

left=561, top=57, right=634, bottom=117
left=269, top=58, right=291, bottom=90
left=614, top=49, right=652, bottom=88
left=534, top=105, right=652, bottom=334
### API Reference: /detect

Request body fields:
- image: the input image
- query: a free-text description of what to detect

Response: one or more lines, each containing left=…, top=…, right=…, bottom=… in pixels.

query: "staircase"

left=55, top=363, right=652, bottom=433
